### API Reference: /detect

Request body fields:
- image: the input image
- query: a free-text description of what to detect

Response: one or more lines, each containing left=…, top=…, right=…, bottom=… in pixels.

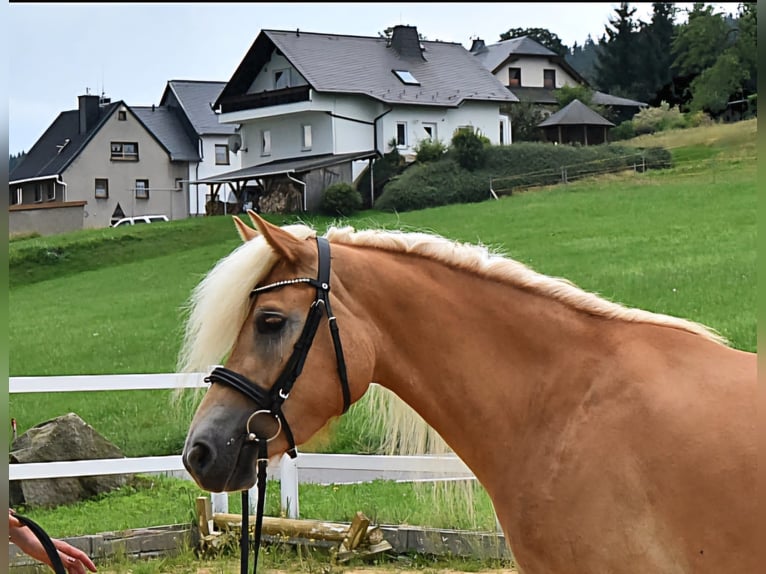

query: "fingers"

left=53, top=541, right=98, bottom=573
left=8, top=514, right=22, bottom=528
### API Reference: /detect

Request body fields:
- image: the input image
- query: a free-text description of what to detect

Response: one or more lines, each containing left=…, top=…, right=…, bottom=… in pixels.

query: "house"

left=470, top=36, right=647, bottom=124
left=537, top=99, right=615, bottom=145
left=9, top=93, right=199, bottom=236
left=158, top=80, right=241, bottom=215
left=194, top=25, right=516, bottom=212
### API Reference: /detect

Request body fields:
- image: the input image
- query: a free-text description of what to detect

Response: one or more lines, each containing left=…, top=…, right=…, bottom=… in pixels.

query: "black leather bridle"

left=204, top=236, right=351, bottom=574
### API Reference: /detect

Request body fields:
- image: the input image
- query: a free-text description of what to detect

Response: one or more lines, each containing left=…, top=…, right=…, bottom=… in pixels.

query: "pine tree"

left=634, top=3, right=678, bottom=104
left=594, top=2, right=641, bottom=99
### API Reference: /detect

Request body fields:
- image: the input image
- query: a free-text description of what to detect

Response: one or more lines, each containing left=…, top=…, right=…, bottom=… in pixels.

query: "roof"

left=192, top=150, right=377, bottom=184
left=132, top=106, right=201, bottom=161
left=217, top=28, right=515, bottom=110
left=591, top=91, right=647, bottom=107
left=161, top=80, right=237, bottom=135
left=537, top=99, right=615, bottom=127
left=10, top=102, right=120, bottom=182
left=472, top=36, right=557, bottom=72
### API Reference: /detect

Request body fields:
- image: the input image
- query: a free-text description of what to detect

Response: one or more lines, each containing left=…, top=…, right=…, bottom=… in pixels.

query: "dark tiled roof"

left=472, top=36, right=557, bottom=72
left=10, top=103, right=119, bottom=182
left=218, top=28, right=515, bottom=109
left=132, top=106, right=201, bottom=161
left=538, top=99, right=615, bottom=127
left=592, top=91, right=647, bottom=107
left=193, top=150, right=377, bottom=183
left=162, top=80, right=237, bottom=135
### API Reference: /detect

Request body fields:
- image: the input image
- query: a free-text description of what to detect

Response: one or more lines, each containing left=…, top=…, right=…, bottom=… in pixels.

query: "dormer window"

left=393, top=70, right=420, bottom=85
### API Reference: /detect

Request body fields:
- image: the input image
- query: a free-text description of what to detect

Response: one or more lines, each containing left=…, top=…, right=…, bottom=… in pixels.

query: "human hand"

left=9, top=510, right=98, bottom=573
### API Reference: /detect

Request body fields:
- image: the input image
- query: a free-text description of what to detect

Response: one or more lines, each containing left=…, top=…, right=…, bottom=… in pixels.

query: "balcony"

left=220, top=86, right=311, bottom=114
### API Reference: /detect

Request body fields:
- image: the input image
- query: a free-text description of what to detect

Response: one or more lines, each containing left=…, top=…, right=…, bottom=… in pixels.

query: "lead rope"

left=241, top=439, right=269, bottom=574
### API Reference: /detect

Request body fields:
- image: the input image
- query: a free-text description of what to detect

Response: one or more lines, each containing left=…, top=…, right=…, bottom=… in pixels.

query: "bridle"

left=204, top=236, right=351, bottom=574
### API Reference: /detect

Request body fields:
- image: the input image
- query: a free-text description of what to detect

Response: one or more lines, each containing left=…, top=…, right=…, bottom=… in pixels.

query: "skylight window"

left=393, top=69, right=420, bottom=85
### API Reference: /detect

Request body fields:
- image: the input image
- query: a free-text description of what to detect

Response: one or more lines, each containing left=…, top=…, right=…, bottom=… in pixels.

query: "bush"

left=610, top=120, right=636, bottom=141
left=632, top=101, right=686, bottom=135
left=414, top=138, right=447, bottom=163
left=450, top=127, right=488, bottom=171
left=684, top=110, right=713, bottom=128
left=319, top=182, right=362, bottom=216
left=355, top=148, right=406, bottom=208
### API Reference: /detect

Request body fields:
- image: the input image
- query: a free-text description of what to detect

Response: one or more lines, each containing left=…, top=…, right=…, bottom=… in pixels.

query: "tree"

left=634, top=3, right=678, bottom=104
left=507, top=102, right=547, bottom=142
left=672, top=2, right=756, bottom=113
left=499, top=27, right=569, bottom=57
left=566, top=34, right=601, bottom=86
left=9, top=151, right=27, bottom=173
left=594, top=2, right=642, bottom=99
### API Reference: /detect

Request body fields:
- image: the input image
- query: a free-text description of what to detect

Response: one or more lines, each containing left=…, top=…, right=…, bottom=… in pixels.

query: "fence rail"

left=9, top=374, right=477, bottom=519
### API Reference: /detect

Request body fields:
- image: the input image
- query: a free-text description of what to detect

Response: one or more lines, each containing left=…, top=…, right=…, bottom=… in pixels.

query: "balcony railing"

left=220, top=85, right=311, bottom=114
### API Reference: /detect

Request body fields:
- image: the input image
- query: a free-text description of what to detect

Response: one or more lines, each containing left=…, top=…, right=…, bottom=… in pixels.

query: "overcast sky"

left=8, top=2, right=732, bottom=154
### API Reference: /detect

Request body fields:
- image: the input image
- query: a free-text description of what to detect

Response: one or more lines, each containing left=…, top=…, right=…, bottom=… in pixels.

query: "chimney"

left=470, top=38, right=486, bottom=53
left=78, top=94, right=100, bottom=135
left=390, top=25, right=424, bottom=60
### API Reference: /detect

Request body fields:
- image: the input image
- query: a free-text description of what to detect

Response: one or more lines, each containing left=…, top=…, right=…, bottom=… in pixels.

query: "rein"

left=204, top=236, right=351, bottom=574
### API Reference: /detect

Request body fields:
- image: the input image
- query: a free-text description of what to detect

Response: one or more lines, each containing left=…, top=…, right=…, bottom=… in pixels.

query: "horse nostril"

left=184, top=441, right=213, bottom=474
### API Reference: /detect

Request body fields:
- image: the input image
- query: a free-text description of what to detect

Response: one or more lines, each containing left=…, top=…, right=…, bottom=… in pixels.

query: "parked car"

left=111, top=215, right=169, bottom=228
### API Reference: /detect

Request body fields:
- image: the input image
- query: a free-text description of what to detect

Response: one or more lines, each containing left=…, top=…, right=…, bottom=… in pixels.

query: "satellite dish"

left=228, top=133, right=243, bottom=154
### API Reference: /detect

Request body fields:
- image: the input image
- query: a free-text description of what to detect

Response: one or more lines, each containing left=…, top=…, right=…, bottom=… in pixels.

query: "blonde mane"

left=179, top=221, right=727, bottom=375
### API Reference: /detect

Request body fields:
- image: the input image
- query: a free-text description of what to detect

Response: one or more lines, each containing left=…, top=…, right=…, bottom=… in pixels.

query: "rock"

left=9, top=412, right=133, bottom=508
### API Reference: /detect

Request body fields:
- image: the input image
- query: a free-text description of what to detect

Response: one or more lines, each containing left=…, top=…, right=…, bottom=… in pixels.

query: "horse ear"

left=247, top=210, right=304, bottom=263
left=233, top=215, right=259, bottom=242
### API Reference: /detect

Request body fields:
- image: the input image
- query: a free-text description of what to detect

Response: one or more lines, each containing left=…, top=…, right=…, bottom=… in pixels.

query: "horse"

left=180, top=211, right=757, bottom=574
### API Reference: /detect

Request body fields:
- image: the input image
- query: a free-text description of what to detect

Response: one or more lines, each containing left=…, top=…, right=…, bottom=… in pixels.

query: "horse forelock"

left=177, top=223, right=317, bottom=374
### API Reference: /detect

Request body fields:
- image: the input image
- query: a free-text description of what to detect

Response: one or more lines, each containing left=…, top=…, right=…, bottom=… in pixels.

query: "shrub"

left=610, top=120, right=636, bottom=141
left=319, top=182, right=362, bottom=216
left=355, top=148, right=406, bottom=208
left=684, top=110, right=713, bottom=128
left=555, top=85, right=594, bottom=108
left=637, top=146, right=673, bottom=170
left=507, top=102, right=547, bottom=142
left=632, top=101, right=686, bottom=135
left=450, top=127, right=488, bottom=171
left=414, top=138, right=447, bottom=163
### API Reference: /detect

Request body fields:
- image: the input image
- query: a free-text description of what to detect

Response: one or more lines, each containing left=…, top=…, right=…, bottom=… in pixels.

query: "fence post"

left=210, top=491, right=228, bottom=514
left=280, top=453, right=300, bottom=518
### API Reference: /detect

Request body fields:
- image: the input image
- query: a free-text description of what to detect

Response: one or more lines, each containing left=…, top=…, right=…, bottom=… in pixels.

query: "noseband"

left=203, top=236, right=351, bottom=574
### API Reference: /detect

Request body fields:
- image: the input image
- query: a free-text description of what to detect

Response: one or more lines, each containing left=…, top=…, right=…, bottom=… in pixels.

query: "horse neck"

left=334, top=243, right=612, bottom=493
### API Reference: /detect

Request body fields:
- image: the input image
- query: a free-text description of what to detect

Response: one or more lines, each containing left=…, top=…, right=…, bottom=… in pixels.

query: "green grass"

left=8, top=120, right=756, bottom=540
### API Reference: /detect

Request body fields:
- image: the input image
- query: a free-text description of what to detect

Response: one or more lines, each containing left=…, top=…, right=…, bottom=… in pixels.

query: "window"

left=118, top=110, right=127, bottom=121
left=34, top=184, right=43, bottom=203
left=34, top=182, right=52, bottom=202
left=499, top=120, right=505, bottom=145
left=135, top=179, right=149, bottom=199
left=302, top=124, right=312, bottom=150
left=543, top=69, right=556, bottom=89
left=95, top=178, right=109, bottom=199
left=274, top=69, right=290, bottom=89
left=422, top=122, right=437, bottom=141
left=508, top=67, right=521, bottom=88
left=396, top=122, right=407, bottom=147
left=46, top=182, right=55, bottom=201
left=215, top=144, right=230, bottom=165
left=111, top=141, right=139, bottom=160
left=393, top=70, right=420, bottom=85
left=12, top=187, right=22, bottom=205
left=261, top=130, right=271, bottom=156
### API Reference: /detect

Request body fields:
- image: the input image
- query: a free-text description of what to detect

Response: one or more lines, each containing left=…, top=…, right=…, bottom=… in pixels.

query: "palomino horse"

left=181, top=211, right=756, bottom=573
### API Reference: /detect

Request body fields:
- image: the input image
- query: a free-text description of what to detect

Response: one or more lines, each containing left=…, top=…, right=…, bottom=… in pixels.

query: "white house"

left=194, top=25, right=516, bottom=212
left=159, top=80, right=241, bottom=215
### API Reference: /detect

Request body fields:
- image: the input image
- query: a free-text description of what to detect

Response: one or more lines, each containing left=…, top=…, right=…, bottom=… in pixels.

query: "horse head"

left=181, top=211, right=374, bottom=492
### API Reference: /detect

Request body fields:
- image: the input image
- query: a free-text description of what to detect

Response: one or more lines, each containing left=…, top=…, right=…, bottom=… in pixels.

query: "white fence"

left=9, top=374, right=476, bottom=519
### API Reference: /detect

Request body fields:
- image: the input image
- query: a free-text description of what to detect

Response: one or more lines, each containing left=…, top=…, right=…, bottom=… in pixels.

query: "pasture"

left=8, top=120, right=756, bottom=542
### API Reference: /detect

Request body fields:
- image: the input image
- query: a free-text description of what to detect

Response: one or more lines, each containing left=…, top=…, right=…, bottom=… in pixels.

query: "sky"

left=8, top=2, right=733, bottom=154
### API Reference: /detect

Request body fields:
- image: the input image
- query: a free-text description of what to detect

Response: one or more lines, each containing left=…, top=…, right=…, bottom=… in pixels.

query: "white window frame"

left=34, top=183, right=43, bottom=203
left=13, top=187, right=22, bottom=205
left=301, top=124, right=312, bottom=150
left=261, top=129, right=271, bottom=156
left=422, top=122, right=437, bottom=141
left=46, top=182, right=55, bottom=201
left=215, top=144, right=230, bottom=165
left=95, top=178, right=109, bottom=199
left=396, top=122, right=407, bottom=148
left=274, top=69, right=290, bottom=89
left=135, top=179, right=149, bottom=200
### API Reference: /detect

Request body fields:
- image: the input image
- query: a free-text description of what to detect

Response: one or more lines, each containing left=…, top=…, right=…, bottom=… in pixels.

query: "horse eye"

left=255, top=312, right=287, bottom=334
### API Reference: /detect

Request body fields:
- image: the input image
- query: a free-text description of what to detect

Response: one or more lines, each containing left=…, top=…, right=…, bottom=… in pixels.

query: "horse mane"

left=178, top=221, right=727, bottom=375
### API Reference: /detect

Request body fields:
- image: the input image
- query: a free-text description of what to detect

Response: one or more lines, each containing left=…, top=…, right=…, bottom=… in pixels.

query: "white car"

left=111, top=215, right=169, bottom=228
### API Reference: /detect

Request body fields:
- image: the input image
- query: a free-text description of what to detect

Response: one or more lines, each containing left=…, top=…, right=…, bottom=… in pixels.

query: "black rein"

left=204, top=236, right=351, bottom=574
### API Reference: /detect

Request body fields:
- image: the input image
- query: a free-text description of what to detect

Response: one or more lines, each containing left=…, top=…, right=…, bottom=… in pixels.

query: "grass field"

left=8, top=119, right=756, bottom=539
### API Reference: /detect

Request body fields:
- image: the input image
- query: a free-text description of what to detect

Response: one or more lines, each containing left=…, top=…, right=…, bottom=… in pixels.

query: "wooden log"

left=342, top=512, right=370, bottom=552
left=213, top=514, right=350, bottom=542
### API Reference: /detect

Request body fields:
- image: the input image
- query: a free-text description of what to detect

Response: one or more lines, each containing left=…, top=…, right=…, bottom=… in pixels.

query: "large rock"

left=9, top=412, right=132, bottom=508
